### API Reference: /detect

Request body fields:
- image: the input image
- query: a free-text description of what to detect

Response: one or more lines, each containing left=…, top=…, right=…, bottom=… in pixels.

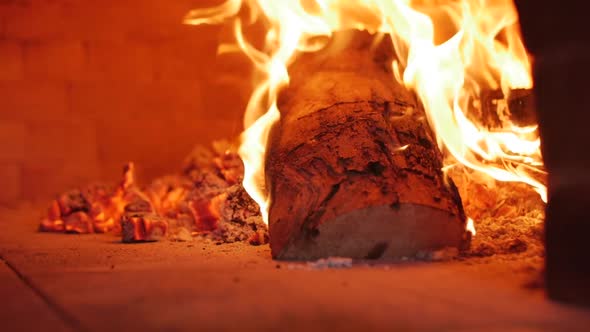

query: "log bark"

left=266, top=31, right=468, bottom=260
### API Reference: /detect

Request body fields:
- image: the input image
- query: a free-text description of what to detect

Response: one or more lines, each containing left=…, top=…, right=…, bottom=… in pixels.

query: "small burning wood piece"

left=40, top=143, right=269, bottom=246
left=205, top=185, right=269, bottom=245
left=39, top=190, right=90, bottom=233
left=39, top=184, right=120, bottom=234
left=40, top=163, right=135, bottom=234
left=179, top=145, right=267, bottom=244
left=120, top=176, right=168, bottom=243
left=121, top=213, right=168, bottom=243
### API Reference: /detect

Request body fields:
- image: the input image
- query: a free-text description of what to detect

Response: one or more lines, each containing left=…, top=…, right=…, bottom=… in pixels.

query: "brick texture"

left=23, top=40, right=86, bottom=81
left=0, top=121, right=26, bottom=162
left=0, top=81, right=69, bottom=122
left=0, top=41, right=23, bottom=80
left=0, top=164, right=22, bottom=204
left=0, top=0, right=248, bottom=205
left=85, top=41, right=154, bottom=82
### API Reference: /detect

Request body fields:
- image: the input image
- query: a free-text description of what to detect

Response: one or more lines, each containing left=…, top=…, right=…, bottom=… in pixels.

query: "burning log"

left=266, top=31, right=468, bottom=260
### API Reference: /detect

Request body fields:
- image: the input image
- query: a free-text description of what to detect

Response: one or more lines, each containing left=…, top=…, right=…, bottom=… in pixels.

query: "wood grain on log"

left=266, top=31, right=468, bottom=260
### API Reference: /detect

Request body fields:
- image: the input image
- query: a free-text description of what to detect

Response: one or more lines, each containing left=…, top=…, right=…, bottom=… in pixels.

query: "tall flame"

left=185, top=0, right=546, bottom=226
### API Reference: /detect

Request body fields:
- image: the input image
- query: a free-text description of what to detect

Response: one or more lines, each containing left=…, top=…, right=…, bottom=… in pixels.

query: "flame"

left=466, top=217, right=476, bottom=236
left=185, top=0, right=546, bottom=225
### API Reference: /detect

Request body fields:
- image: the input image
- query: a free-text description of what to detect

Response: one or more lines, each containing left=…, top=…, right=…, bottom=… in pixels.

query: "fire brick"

left=0, top=81, right=68, bottom=122
left=0, top=41, right=24, bottom=81
left=23, top=40, right=86, bottom=81
left=0, top=121, right=26, bottom=163
left=24, top=117, right=98, bottom=167
left=0, top=164, right=22, bottom=204
left=85, top=41, right=154, bottom=82
left=1, top=1, right=66, bottom=40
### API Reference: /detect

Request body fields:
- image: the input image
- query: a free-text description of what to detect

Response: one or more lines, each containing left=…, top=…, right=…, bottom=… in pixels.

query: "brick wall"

left=0, top=0, right=251, bottom=204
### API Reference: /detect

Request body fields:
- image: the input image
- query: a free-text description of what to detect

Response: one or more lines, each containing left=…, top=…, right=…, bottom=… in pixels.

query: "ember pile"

left=40, top=142, right=268, bottom=245
left=450, top=167, right=545, bottom=260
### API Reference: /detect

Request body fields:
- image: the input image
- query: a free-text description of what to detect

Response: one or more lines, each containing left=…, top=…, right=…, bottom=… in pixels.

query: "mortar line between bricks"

left=0, top=254, right=88, bottom=332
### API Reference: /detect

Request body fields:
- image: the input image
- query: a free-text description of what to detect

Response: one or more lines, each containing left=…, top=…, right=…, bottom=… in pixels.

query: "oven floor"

left=1, top=203, right=589, bottom=332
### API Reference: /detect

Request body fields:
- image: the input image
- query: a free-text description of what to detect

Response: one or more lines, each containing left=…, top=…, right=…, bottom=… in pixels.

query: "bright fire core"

left=184, top=0, right=546, bottom=231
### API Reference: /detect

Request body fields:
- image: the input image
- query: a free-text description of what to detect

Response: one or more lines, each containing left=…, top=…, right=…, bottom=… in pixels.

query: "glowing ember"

left=40, top=144, right=269, bottom=245
left=185, top=0, right=546, bottom=229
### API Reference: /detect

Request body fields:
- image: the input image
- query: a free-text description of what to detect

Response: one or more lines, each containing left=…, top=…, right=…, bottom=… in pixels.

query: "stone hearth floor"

left=1, top=203, right=589, bottom=332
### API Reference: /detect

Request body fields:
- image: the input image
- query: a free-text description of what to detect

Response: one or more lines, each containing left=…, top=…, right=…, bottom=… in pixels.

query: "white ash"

left=416, top=247, right=460, bottom=262
left=287, top=257, right=354, bottom=270
left=448, top=165, right=545, bottom=260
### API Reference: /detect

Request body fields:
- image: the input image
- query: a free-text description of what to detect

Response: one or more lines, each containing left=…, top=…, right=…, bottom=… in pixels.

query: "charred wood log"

left=266, top=31, right=468, bottom=260
left=478, top=88, right=536, bottom=129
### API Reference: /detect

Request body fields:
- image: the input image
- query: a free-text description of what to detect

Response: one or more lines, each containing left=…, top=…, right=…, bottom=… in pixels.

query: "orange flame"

left=185, top=0, right=545, bottom=226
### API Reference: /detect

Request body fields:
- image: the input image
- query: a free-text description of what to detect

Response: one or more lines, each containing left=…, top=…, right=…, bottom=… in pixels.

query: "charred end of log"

left=278, top=205, right=465, bottom=260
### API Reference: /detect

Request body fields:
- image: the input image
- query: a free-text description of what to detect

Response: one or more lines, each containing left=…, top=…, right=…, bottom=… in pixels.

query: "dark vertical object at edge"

left=516, top=0, right=590, bottom=306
